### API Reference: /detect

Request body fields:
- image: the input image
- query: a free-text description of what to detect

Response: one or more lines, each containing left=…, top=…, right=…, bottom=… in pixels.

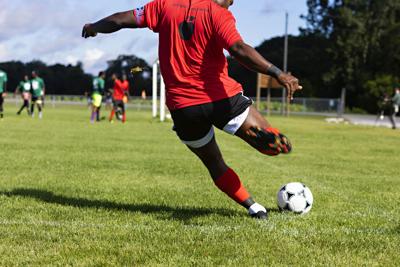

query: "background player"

left=109, top=73, right=129, bottom=123
left=15, top=75, right=32, bottom=116
left=0, top=68, right=7, bottom=120
left=90, top=71, right=106, bottom=123
left=82, top=0, right=302, bottom=219
left=30, top=71, right=45, bottom=119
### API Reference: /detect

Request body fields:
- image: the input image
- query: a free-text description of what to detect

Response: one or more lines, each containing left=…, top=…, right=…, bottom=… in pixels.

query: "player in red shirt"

left=109, top=73, right=130, bottom=123
left=82, top=0, right=302, bottom=219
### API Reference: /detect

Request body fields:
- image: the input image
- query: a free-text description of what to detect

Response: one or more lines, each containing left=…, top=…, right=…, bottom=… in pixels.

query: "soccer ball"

left=277, top=182, right=314, bottom=214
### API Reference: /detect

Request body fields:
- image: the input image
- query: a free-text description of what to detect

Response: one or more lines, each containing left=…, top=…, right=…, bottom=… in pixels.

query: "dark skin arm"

left=82, top=10, right=138, bottom=38
left=229, top=41, right=301, bottom=100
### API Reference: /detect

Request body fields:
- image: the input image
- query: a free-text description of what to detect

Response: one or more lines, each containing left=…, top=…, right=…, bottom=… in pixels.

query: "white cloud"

left=66, top=55, right=79, bottom=65
left=0, top=44, right=10, bottom=61
left=84, top=48, right=106, bottom=71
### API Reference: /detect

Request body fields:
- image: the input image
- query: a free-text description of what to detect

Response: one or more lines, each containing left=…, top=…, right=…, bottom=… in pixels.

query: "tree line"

left=0, top=56, right=152, bottom=97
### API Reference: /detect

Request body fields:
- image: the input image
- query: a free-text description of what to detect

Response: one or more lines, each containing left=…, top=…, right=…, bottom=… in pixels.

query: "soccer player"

left=0, top=69, right=7, bottom=120
left=15, top=75, right=32, bottom=116
left=30, top=71, right=45, bottom=119
left=90, top=71, right=106, bottom=123
left=109, top=73, right=129, bottom=123
left=82, top=0, right=302, bottom=219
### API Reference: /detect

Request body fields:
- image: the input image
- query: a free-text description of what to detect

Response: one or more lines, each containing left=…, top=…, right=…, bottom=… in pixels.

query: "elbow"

left=229, top=41, right=247, bottom=58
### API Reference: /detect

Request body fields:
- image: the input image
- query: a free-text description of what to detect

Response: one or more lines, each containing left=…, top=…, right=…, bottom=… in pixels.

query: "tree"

left=228, top=34, right=331, bottom=98
left=105, top=55, right=152, bottom=96
left=302, top=0, right=400, bottom=110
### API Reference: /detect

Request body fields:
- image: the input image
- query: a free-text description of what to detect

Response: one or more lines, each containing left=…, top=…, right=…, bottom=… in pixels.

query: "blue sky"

left=0, top=0, right=307, bottom=74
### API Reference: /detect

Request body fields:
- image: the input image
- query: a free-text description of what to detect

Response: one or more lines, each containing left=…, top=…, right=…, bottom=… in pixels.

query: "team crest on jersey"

left=134, top=6, right=145, bottom=27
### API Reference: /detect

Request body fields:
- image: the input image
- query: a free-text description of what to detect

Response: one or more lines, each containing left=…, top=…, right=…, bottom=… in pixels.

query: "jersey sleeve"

left=143, top=0, right=164, bottom=32
left=4, top=73, right=7, bottom=82
left=212, top=8, right=243, bottom=50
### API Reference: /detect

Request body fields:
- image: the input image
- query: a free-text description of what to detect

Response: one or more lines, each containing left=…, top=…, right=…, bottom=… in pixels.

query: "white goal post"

left=152, top=60, right=167, bottom=122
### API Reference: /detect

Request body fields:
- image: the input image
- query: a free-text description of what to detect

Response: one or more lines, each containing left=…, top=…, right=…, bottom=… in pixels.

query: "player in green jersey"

left=90, top=71, right=106, bottom=123
left=0, top=69, right=7, bottom=120
left=15, top=75, right=32, bottom=116
left=30, top=71, right=45, bottom=119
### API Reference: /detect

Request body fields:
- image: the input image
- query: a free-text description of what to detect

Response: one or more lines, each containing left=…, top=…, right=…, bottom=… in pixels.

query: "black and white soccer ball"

left=277, top=182, right=314, bottom=214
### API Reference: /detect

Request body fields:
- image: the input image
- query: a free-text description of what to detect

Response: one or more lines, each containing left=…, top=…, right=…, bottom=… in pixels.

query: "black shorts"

left=171, top=93, right=252, bottom=147
left=0, top=94, right=3, bottom=108
left=32, top=96, right=39, bottom=102
left=113, top=100, right=124, bottom=110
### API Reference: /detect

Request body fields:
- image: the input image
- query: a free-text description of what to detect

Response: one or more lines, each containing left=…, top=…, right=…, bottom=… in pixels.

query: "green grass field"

left=0, top=104, right=399, bottom=266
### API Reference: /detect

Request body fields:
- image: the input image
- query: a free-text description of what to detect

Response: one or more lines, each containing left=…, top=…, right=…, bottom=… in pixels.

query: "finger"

left=286, top=83, right=294, bottom=100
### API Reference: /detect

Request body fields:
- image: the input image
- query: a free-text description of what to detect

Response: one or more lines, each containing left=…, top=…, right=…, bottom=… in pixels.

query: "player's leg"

left=109, top=100, right=117, bottom=122
left=96, top=104, right=101, bottom=121
left=37, top=100, right=43, bottom=119
left=188, top=136, right=267, bottom=219
left=389, top=109, right=397, bottom=129
left=17, top=97, right=28, bottom=115
left=171, top=105, right=267, bottom=219
left=26, top=99, right=31, bottom=115
left=235, top=106, right=292, bottom=156
left=90, top=105, right=97, bottom=123
left=30, top=98, right=36, bottom=117
left=17, top=102, right=24, bottom=115
left=120, top=102, right=126, bottom=123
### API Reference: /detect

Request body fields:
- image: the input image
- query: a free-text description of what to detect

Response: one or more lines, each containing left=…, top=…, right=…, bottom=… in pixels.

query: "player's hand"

left=82, top=24, right=98, bottom=38
left=277, top=73, right=302, bottom=101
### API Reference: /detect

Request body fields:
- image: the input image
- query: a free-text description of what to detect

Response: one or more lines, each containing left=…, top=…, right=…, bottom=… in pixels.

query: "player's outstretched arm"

left=229, top=41, right=302, bottom=100
left=82, top=10, right=138, bottom=38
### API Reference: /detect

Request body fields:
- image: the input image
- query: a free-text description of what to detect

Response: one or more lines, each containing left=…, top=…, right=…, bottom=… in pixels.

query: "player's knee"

left=249, top=127, right=292, bottom=156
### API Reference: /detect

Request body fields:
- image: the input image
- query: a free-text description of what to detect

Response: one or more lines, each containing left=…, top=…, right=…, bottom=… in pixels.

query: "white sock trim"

left=248, top=203, right=267, bottom=215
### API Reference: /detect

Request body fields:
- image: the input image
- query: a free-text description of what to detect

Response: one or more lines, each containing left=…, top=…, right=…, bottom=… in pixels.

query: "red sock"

left=214, top=168, right=251, bottom=204
left=122, top=112, right=126, bottom=123
left=109, top=110, right=115, bottom=121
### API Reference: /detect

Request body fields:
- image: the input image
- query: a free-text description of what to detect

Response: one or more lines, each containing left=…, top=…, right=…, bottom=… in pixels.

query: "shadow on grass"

left=1, top=188, right=282, bottom=222
left=1, top=188, right=250, bottom=222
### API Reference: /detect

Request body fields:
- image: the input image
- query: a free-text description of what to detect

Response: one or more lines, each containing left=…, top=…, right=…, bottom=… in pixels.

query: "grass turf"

left=0, top=104, right=399, bottom=266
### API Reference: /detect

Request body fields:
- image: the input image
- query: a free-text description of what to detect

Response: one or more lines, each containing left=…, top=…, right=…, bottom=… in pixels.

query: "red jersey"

left=140, top=0, right=243, bottom=110
left=113, top=79, right=129, bottom=100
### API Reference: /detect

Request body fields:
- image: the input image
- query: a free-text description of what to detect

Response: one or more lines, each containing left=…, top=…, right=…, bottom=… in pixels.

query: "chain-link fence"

left=6, top=95, right=343, bottom=116
left=5, top=95, right=153, bottom=110
left=258, top=97, right=342, bottom=116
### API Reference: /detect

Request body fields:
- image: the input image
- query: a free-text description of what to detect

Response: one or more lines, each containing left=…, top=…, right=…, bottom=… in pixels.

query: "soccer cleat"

left=248, top=203, right=268, bottom=220
left=250, top=127, right=292, bottom=156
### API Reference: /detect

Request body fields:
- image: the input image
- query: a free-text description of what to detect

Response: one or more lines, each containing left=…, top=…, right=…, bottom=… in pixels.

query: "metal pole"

left=339, top=88, right=346, bottom=118
left=152, top=61, right=158, bottom=118
left=282, top=12, right=289, bottom=116
left=256, top=73, right=261, bottom=111
left=284, top=12, right=289, bottom=73
left=160, top=74, right=166, bottom=122
left=267, top=88, right=271, bottom=117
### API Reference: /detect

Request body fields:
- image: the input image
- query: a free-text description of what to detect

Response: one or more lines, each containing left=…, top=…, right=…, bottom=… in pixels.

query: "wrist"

left=266, top=65, right=283, bottom=79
